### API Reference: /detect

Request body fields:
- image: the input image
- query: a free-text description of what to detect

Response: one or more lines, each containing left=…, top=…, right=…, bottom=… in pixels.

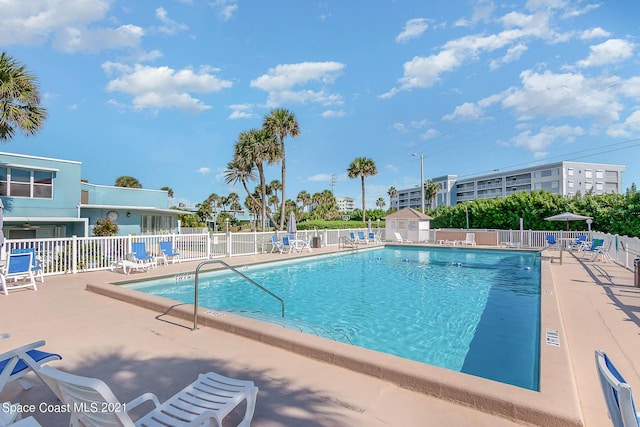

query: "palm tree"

left=223, top=160, right=256, bottom=213
left=115, top=176, right=142, bottom=188
left=234, top=128, right=281, bottom=230
left=387, top=186, right=398, bottom=208
left=160, top=186, right=174, bottom=198
left=296, top=190, right=312, bottom=212
left=347, top=157, right=378, bottom=224
left=263, top=108, right=300, bottom=230
left=376, top=197, right=386, bottom=209
left=0, top=52, right=48, bottom=141
left=424, top=180, right=441, bottom=210
left=269, top=179, right=282, bottom=201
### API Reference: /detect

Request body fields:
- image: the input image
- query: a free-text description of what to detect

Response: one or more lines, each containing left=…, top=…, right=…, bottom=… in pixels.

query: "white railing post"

left=206, top=232, right=211, bottom=259
left=226, top=230, right=232, bottom=257
left=254, top=230, right=258, bottom=254
left=71, top=235, right=78, bottom=274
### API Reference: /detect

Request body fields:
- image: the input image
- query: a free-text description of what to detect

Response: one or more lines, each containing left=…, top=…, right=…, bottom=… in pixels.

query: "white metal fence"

left=2, top=228, right=638, bottom=277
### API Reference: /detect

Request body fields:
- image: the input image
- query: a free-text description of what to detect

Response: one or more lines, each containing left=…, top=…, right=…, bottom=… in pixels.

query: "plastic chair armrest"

left=126, top=392, right=160, bottom=410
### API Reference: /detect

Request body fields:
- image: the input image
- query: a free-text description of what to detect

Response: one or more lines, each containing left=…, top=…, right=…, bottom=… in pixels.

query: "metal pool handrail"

left=192, top=260, right=285, bottom=331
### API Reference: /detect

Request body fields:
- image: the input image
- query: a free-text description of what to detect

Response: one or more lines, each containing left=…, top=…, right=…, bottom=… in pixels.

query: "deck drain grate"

left=546, top=328, right=560, bottom=346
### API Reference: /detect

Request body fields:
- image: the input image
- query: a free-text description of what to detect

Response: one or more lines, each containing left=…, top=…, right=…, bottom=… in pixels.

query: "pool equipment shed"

left=384, top=208, right=432, bottom=243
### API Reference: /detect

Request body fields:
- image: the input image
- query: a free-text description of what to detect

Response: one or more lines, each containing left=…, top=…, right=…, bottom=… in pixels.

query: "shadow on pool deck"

left=1, top=244, right=638, bottom=426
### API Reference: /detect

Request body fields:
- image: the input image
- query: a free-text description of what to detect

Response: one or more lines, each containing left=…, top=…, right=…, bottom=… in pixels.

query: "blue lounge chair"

left=282, top=236, right=295, bottom=254
left=1, top=253, right=37, bottom=295
left=0, top=340, right=62, bottom=393
left=570, top=235, right=588, bottom=251
left=130, top=242, right=155, bottom=268
left=582, top=238, right=604, bottom=259
left=595, top=350, right=639, bottom=427
left=368, top=232, right=381, bottom=243
left=545, top=234, right=558, bottom=249
left=270, top=235, right=283, bottom=253
left=10, top=248, right=44, bottom=282
left=159, top=241, right=181, bottom=263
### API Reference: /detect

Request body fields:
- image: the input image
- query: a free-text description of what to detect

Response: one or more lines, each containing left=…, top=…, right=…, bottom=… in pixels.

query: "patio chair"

left=582, top=238, right=604, bottom=259
left=368, top=232, right=381, bottom=243
left=463, top=233, right=476, bottom=246
left=592, top=241, right=613, bottom=263
left=357, top=231, right=370, bottom=244
left=545, top=234, right=559, bottom=249
left=270, top=235, right=283, bottom=253
left=0, top=340, right=62, bottom=394
left=130, top=242, right=156, bottom=268
left=569, top=235, right=588, bottom=252
left=10, top=248, right=44, bottom=283
left=36, top=366, right=258, bottom=427
left=1, top=253, right=37, bottom=296
left=159, top=241, right=181, bottom=264
left=595, top=349, right=639, bottom=427
left=282, top=236, right=295, bottom=254
left=394, top=232, right=412, bottom=244
left=349, top=232, right=359, bottom=243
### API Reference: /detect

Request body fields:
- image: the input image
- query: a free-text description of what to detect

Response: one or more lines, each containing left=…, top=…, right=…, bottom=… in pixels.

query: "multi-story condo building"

left=336, top=197, right=356, bottom=212
left=393, top=161, right=625, bottom=209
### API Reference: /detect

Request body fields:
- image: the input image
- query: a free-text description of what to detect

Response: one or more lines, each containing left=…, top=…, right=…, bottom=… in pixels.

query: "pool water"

left=127, top=247, right=541, bottom=390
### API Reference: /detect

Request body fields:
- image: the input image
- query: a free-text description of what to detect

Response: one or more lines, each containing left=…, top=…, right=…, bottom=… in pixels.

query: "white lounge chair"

left=0, top=340, right=62, bottom=394
left=1, top=253, right=37, bottom=296
left=159, top=241, right=181, bottom=264
left=393, top=232, right=412, bottom=244
left=10, top=248, right=44, bottom=282
left=36, top=366, right=258, bottom=427
left=463, top=233, right=476, bottom=246
left=595, top=349, right=639, bottom=427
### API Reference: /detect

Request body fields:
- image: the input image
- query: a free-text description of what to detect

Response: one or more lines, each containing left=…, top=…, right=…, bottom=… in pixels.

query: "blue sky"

left=1, top=0, right=639, bottom=210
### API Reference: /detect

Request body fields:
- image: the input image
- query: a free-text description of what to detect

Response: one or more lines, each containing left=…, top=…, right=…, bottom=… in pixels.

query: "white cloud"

left=322, top=109, right=346, bottom=118
left=211, top=0, right=238, bottom=21
left=421, top=129, right=440, bottom=139
left=197, top=167, right=211, bottom=175
left=392, top=122, right=407, bottom=133
left=489, top=43, right=528, bottom=69
left=577, top=39, right=635, bottom=68
left=396, top=18, right=429, bottom=43
left=0, top=0, right=146, bottom=52
left=561, top=2, right=601, bottom=19
left=103, top=63, right=233, bottom=112
left=580, top=27, right=611, bottom=40
left=385, top=164, right=399, bottom=173
left=443, top=102, right=484, bottom=121
left=155, top=7, right=188, bottom=35
left=251, top=62, right=345, bottom=107
left=607, top=110, right=640, bottom=138
left=512, top=125, right=584, bottom=155
left=227, top=104, right=256, bottom=120
left=308, top=174, right=333, bottom=182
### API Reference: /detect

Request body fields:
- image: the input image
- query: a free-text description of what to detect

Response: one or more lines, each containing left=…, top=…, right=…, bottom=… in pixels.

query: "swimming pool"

left=126, top=246, right=541, bottom=390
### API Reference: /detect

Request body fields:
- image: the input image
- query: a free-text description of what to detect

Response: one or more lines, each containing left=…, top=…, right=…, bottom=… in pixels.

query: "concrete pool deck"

left=0, top=244, right=637, bottom=426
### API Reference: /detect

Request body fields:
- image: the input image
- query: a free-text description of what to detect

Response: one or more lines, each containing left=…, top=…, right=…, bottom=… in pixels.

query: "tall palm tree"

left=296, top=190, right=312, bottom=212
left=387, top=186, right=398, bottom=208
left=0, top=52, right=48, bottom=141
left=223, top=160, right=257, bottom=214
left=269, top=179, right=282, bottom=201
left=347, top=157, right=378, bottom=224
left=234, top=128, right=281, bottom=230
left=424, top=180, right=441, bottom=210
left=263, top=108, right=300, bottom=230
left=160, top=186, right=174, bottom=198
left=376, top=197, right=386, bottom=209
left=115, top=176, right=142, bottom=188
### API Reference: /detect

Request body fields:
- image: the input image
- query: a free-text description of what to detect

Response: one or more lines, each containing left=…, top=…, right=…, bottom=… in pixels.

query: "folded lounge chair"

left=595, top=349, right=639, bottom=427
left=545, top=234, right=559, bottom=249
left=0, top=340, right=62, bottom=394
left=1, top=253, right=37, bottom=296
left=36, top=366, right=258, bottom=427
left=270, top=235, right=283, bottom=253
left=463, top=233, right=476, bottom=246
left=357, top=231, right=370, bottom=244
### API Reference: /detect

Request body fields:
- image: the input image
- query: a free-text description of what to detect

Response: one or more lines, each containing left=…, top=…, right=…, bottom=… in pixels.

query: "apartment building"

left=393, top=161, right=625, bottom=209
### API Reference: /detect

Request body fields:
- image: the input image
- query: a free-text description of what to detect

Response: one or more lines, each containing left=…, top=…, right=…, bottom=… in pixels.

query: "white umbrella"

left=367, top=218, right=372, bottom=234
left=544, top=212, right=592, bottom=231
left=287, top=212, right=297, bottom=235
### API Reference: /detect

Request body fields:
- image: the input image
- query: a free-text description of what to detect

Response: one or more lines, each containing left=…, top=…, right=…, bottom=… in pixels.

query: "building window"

left=586, top=181, right=593, bottom=190
left=551, top=181, right=558, bottom=189
left=596, top=182, right=603, bottom=191
left=140, top=215, right=173, bottom=234
left=567, top=168, right=574, bottom=176
left=585, top=169, right=593, bottom=178
left=568, top=180, right=574, bottom=188
left=0, top=167, right=54, bottom=199
left=540, top=169, right=552, bottom=177
left=596, top=170, right=604, bottom=179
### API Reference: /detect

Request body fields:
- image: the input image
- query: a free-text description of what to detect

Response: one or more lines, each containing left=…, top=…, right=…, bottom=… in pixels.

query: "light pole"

left=412, top=153, right=425, bottom=213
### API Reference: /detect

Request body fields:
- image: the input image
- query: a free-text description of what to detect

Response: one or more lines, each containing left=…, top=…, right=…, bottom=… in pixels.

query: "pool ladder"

left=191, top=260, right=285, bottom=331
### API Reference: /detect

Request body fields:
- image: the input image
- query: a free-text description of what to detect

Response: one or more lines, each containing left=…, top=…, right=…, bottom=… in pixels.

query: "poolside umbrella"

left=287, top=212, right=297, bottom=235
left=544, top=212, right=592, bottom=231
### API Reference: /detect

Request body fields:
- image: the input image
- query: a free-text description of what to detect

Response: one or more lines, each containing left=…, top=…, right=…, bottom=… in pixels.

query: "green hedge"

left=296, top=220, right=385, bottom=230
